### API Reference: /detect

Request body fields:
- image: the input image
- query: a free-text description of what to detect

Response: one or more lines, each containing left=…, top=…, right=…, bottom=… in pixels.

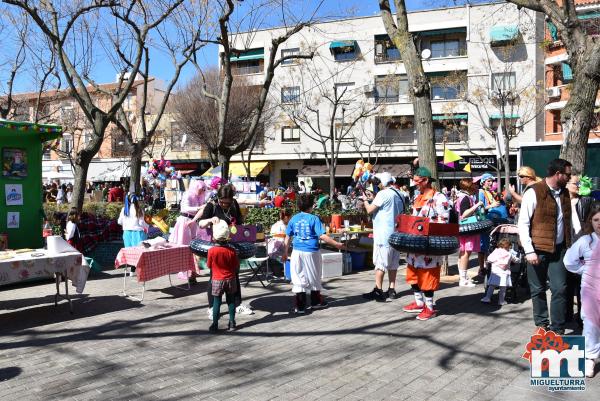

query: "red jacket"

left=108, top=187, right=124, bottom=202
left=207, top=245, right=239, bottom=280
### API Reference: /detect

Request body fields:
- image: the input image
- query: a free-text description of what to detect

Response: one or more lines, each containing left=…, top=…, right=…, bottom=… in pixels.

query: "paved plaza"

left=1, top=260, right=599, bottom=401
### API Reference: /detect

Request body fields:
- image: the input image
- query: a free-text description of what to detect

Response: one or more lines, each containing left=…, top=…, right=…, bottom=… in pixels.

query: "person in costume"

left=118, top=193, right=148, bottom=248
left=482, top=238, right=519, bottom=305
left=564, top=204, right=600, bottom=378
left=170, top=179, right=208, bottom=283
left=402, top=167, right=450, bottom=321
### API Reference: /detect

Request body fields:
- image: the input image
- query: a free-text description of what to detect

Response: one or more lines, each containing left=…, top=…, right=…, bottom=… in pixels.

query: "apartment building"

left=5, top=76, right=208, bottom=182
left=544, top=0, right=600, bottom=139
left=221, top=2, right=545, bottom=188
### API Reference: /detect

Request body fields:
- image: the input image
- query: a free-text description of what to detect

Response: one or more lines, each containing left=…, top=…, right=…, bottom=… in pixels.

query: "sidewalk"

left=1, top=261, right=598, bottom=400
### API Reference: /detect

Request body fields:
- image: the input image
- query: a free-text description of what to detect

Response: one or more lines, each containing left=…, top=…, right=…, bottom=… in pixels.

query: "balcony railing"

left=232, top=65, right=262, bottom=75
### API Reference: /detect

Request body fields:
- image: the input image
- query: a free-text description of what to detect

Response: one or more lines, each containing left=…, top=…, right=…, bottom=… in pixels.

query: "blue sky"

left=7, top=0, right=490, bottom=93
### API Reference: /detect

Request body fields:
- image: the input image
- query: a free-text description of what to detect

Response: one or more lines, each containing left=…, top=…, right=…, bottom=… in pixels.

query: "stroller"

left=484, top=224, right=529, bottom=302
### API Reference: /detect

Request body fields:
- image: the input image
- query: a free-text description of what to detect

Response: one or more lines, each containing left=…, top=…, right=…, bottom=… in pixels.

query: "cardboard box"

left=321, top=249, right=343, bottom=278
left=396, top=215, right=458, bottom=237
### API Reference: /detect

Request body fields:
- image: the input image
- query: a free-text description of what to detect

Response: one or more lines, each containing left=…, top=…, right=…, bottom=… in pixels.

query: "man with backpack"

left=362, top=172, right=405, bottom=302
left=402, top=167, right=451, bottom=321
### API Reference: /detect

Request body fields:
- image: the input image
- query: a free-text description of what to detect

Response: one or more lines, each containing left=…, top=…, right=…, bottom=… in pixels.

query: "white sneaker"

left=585, top=358, right=596, bottom=378
left=236, top=303, right=254, bottom=315
left=459, top=279, right=476, bottom=288
left=481, top=297, right=491, bottom=303
left=207, top=308, right=213, bottom=320
left=497, top=300, right=508, bottom=306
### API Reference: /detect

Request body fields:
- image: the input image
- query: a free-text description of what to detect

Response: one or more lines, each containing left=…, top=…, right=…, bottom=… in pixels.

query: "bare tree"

left=505, top=0, right=600, bottom=173
left=3, top=0, right=189, bottom=211
left=0, top=7, right=29, bottom=119
left=196, top=0, right=316, bottom=178
left=174, top=70, right=264, bottom=173
left=379, top=0, right=437, bottom=183
left=107, top=3, right=209, bottom=193
left=278, top=57, right=380, bottom=195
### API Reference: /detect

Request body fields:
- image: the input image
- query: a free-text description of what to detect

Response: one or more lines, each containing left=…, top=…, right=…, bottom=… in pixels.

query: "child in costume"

left=282, top=194, right=344, bottom=313
left=65, top=208, right=83, bottom=253
left=118, top=193, right=148, bottom=247
left=482, top=238, right=519, bottom=305
left=207, top=220, right=240, bottom=333
left=268, top=209, right=292, bottom=259
left=564, top=205, right=600, bottom=378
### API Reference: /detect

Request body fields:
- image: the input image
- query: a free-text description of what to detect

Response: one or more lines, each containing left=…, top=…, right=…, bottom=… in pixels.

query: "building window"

left=334, top=120, right=353, bottom=141
left=375, top=116, right=415, bottom=144
left=491, top=72, right=516, bottom=93
left=433, top=118, right=467, bottom=143
left=170, top=122, right=187, bottom=151
left=430, top=73, right=466, bottom=100
left=281, top=126, right=300, bottom=142
left=61, top=134, right=73, bottom=154
left=42, top=148, right=52, bottom=160
left=12, top=104, right=30, bottom=121
left=430, top=39, right=462, bottom=58
left=374, top=75, right=409, bottom=103
left=489, top=117, right=519, bottom=137
left=281, top=86, right=300, bottom=103
left=374, top=35, right=401, bottom=63
left=330, top=41, right=358, bottom=62
left=232, top=59, right=262, bottom=75
left=334, top=82, right=355, bottom=103
left=281, top=48, right=300, bottom=65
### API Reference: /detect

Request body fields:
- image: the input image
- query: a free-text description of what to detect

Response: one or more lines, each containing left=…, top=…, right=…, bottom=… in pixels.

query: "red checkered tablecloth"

left=114, top=244, right=195, bottom=283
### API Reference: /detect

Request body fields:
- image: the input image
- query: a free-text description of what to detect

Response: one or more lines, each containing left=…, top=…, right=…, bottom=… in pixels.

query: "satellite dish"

left=421, top=49, right=431, bottom=59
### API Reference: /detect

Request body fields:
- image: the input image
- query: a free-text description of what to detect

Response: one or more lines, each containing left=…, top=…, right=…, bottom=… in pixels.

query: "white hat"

left=375, top=172, right=395, bottom=187
left=212, top=220, right=230, bottom=241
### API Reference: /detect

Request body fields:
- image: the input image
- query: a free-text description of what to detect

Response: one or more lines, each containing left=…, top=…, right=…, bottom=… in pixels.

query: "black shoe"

left=208, top=323, right=218, bottom=333
left=227, top=320, right=236, bottom=331
left=549, top=327, right=565, bottom=335
left=293, top=308, right=306, bottom=315
left=387, top=288, right=397, bottom=300
left=363, top=287, right=385, bottom=302
left=188, top=276, right=198, bottom=285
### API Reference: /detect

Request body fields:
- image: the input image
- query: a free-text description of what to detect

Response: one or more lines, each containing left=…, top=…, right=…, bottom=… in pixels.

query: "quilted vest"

left=530, top=181, right=572, bottom=253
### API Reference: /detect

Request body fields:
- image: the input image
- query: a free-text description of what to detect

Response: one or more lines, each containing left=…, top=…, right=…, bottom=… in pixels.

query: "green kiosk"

left=0, top=119, right=62, bottom=250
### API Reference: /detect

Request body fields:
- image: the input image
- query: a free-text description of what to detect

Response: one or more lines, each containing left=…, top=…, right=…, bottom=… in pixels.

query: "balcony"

left=232, top=64, right=262, bottom=76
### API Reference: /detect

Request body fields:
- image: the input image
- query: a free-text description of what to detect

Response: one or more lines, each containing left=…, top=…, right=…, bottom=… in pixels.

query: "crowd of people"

left=50, top=160, right=599, bottom=378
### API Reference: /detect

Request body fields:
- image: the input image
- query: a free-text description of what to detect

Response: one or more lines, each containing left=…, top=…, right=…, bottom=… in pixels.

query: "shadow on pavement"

left=0, top=295, right=142, bottom=334
left=0, top=366, right=22, bottom=382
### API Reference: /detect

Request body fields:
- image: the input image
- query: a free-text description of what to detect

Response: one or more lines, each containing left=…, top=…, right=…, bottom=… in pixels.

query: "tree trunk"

left=219, top=153, right=230, bottom=180
left=559, top=70, right=599, bottom=174
left=379, top=1, right=437, bottom=185
left=129, top=150, right=143, bottom=194
left=71, top=159, right=91, bottom=212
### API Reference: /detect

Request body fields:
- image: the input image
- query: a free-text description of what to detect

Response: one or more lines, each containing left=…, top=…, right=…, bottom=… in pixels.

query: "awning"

left=490, top=25, right=519, bottom=45
left=490, top=113, right=520, bottom=119
left=579, top=12, right=600, bottom=20
left=228, top=162, right=268, bottom=177
left=433, top=114, right=468, bottom=121
left=230, top=48, right=264, bottom=62
left=298, top=164, right=355, bottom=178
left=374, top=164, right=412, bottom=178
left=562, top=62, right=573, bottom=81
left=329, top=40, right=357, bottom=50
left=87, top=161, right=130, bottom=182
left=545, top=101, right=567, bottom=110
left=418, top=27, right=467, bottom=37
left=178, top=169, right=195, bottom=176
left=203, top=162, right=268, bottom=178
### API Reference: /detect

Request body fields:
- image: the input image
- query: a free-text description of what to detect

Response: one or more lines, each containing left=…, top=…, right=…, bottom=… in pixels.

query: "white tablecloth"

left=0, top=250, right=90, bottom=293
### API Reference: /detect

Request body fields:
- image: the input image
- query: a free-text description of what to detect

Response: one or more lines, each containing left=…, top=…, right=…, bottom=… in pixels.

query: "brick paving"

left=1, top=259, right=599, bottom=400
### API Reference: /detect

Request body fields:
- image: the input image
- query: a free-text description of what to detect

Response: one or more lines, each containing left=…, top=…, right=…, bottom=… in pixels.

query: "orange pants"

left=406, top=265, right=441, bottom=291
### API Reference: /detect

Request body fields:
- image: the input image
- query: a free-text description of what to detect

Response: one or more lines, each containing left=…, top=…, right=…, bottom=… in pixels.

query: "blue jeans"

left=526, top=244, right=567, bottom=331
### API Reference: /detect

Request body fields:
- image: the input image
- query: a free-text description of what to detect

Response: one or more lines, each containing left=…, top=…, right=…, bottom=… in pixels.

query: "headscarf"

left=210, top=176, right=227, bottom=190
